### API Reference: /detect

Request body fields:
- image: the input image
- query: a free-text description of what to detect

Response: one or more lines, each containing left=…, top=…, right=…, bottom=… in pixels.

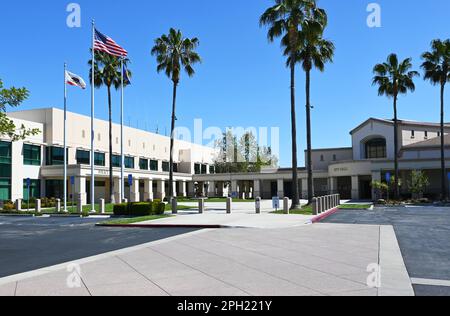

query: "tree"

left=0, top=79, right=39, bottom=141
left=285, top=14, right=334, bottom=204
left=408, top=170, right=430, bottom=200
left=89, top=52, right=132, bottom=204
left=421, top=39, right=450, bottom=201
left=213, top=130, right=278, bottom=173
left=372, top=54, right=419, bottom=200
left=371, top=181, right=388, bottom=201
left=151, top=28, right=201, bottom=200
left=260, top=0, right=324, bottom=209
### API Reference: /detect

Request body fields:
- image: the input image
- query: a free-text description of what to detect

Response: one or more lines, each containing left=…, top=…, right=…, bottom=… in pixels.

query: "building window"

left=209, top=166, right=216, bottom=174
left=82, top=130, right=86, bottom=138
left=0, top=179, right=11, bottom=201
left=425, top=131, right=428, bottom=139
left=173, top=163, right=178, bottom=173
left=112, top=155, right=121, bottom=168
left=201, top=164, right=207, bottom=174
left=162, top=161, right=170, bottom=172
left=76, top=150, right=90, bottom=165
left=333, top=154, right=337, bottom=161
left=320, top=155, right=324, bottom=162
left=23, top=179, right=40, bottom=200
left=150, top=160, right=158, bottom=171
left=365, top=138, right=387, bottom=159
left=194, top=163, right=201, bottom=175
left=411, top=130, right=415, bottom=138
left=46, top=147, right=65, bottom=166
left=0, top=142, right=11, bottom=201
left=139, top=158, right=149, bottom=170
left=23, top=144, right=41, bottom=166
left=45, top=180, right=64, bottom=199
left=125, top=156, right=135, bottom=169
left=438, top=132, right=441, bottom=137
left=95, top=152, right=105, bottom=166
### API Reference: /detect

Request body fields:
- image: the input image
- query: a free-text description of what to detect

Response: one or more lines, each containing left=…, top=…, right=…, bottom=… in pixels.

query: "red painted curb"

left=311, top=207, right=340, bottom=223
left=96, top=224, right=225, bottom=229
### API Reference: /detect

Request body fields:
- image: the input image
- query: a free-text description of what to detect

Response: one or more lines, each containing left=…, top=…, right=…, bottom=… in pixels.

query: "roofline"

left=350, top=118, right=450, bottom=135
left=305, top=147, right=353, bottom=153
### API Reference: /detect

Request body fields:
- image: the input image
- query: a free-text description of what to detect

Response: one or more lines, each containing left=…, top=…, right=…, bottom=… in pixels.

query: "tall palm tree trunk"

left=290, top=57, right=300, bottom=210
left=393, top=94, right=400, bottom=200
left=169, top=81, right=178, bottom=200
left=440, top=82, right=447, bottom=201
left=108, top=86, right=115, bottom=204
left=305, top=68, right=313, bottom=204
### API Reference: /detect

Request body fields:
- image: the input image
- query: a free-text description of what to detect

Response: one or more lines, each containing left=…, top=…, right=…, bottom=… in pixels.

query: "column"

left=74, top=176, right=87, bottom=206
left=156, top=179, right=166, bottom=200
left=113, top=178, right=122, bottom=203
left=301, top=178, right=308, bottom=200
left=351, top=176, right=359, bottom=200
left=254, top=180, right=261, bottom=198
left=231, top=180, right=238, bottom=197
left=372, top=171, right=381, bottom=201
left=143, top=179, right=153, bottom=201
left=172, top=181, right=178, bottom=198
left=277, top=179, right=284, bottom=198
left=208, top=181, right=216, bottom=197
left=130, top=178, right=140, bottom=202
left=329, top=177, right=337, bottom=195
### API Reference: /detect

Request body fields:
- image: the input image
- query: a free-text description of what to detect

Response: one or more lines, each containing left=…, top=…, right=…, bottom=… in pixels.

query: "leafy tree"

left=408, top=170, right=430, bottom=199
left=213, top=131, right=278, bottom=173
left=421, top=39, right=450, bottom=200
left=151, top=28, right=201, bottom=200
left=260, top=0, right=325, bottom=209
left=0, top=79, right=39, bottom=141
left=89, top=51, right=132, bottom=204
left=371, top=181, right=388, bottom=201
left=372, top=54, right=419, bottom=200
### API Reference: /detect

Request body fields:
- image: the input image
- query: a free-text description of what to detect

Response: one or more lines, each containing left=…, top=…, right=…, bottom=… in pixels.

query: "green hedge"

left=113, top=201, right=166, bottom=216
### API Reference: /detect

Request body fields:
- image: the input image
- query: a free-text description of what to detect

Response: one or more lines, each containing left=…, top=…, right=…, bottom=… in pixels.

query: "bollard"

left=171, top=198, right=178, bottom=214
left=312, top=198, right=318, bottom=215
left=226, top=197, right=232, bottom=214
left=198, top=198, right=205, bottom=214
left=56, top=199, right=61, bottom=213
left=283, top=197, right=290, bottom=214
left=36, top=199, right=41, bottom=214
left=16, top=199, right=22, bottom=212
left=99, top=199, right=105, bottom=214
left=77, top=198, right=83, bottom=213
left=255, top=197, right=261, bottom=214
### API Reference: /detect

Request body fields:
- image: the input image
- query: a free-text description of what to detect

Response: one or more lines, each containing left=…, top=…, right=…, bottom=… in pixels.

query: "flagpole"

left=120, top=58, right=125, bottom=203
left=63, top=63, right=68, bottom=213
left=90, top=20, right=96, bottom=213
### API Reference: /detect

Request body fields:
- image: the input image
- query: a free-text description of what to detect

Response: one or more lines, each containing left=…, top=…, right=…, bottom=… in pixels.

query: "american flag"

left=94, top=29, right=128, bottom=58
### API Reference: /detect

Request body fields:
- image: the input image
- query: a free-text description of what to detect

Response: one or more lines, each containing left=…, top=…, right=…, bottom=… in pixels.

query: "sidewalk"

left=0, top=223, right=414, bottom=296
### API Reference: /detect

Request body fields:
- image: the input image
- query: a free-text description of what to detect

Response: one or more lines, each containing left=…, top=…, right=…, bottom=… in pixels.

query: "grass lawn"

left=271, top=205, right=313, bottom=215
left=338, top=204, right=372, bottom=210
left=100, top=214, right=172, bottom=225
left=176, top=198, right=254, bottom=203
left=165, top=204, right=195, bottom=211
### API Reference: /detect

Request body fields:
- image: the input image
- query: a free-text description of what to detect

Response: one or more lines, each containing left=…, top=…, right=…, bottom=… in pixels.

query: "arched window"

left=365, top=138, right=386, bottom=159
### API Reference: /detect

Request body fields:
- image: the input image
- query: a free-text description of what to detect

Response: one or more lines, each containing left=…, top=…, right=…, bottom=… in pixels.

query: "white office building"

left=194, top=118, right=450, bottom=201
left=0, top=108, right=216, bottom=204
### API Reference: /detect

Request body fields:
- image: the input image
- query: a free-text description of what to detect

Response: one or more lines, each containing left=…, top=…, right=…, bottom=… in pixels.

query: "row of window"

left=195, top=163, right=215, bottom=175
left=410, top=130, right=441, bottom=139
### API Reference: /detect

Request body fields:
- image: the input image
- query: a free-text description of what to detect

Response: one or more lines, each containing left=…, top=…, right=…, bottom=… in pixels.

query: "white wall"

left=352, top=121, right=395, bottom=160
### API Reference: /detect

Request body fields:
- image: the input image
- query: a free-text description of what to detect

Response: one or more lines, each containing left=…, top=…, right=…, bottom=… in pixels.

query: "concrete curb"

left=96, top=223, right=225, bottom=229
left=308, top=207, right=340, bottom=224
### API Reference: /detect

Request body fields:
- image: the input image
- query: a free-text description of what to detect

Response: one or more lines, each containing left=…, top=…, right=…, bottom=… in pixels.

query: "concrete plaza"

left=0, top=221, right=413, bottom=296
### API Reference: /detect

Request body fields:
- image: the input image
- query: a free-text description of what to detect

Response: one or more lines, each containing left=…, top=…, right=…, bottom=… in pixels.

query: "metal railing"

left=311, top=194, right=341, bottom=216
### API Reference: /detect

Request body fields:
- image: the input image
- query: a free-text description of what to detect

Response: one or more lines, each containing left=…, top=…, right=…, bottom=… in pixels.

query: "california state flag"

left=65, top=71, right=86, bottom=89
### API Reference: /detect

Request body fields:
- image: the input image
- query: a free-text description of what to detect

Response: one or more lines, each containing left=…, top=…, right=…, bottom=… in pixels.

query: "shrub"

left=3, top=202, right=15, bottom=211
left=153, top=202, right=166, bottom=215
left=113, top=203, right=129, bottom=216
left=129, top=203, right=153, bottom=216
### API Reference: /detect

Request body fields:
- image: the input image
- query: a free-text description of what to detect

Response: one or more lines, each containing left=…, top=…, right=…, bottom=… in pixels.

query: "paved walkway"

left=0, top=223, right=413, bottom=296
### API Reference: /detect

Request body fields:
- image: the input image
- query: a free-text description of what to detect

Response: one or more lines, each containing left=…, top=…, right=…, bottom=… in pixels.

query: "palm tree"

left=89, top=51, right=131, bottom=204
left=151, top=28, right=201, bottom=200
left=260, top=0, right=326, bottom=208
left=372, top=54, right=419, bottom=200
left=284, top=19, right=334, bottom=204
left=421, top=39, right=450, bottom=201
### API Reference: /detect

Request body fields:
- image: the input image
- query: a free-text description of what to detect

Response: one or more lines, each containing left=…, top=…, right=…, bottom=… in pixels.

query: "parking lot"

left=0, top=216, right=197, bottom=278
left=322, top=206, right=450, bottom=296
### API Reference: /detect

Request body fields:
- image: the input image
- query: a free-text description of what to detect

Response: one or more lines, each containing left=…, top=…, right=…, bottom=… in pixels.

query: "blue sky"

left=1, top=0, right=449, bottom=167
